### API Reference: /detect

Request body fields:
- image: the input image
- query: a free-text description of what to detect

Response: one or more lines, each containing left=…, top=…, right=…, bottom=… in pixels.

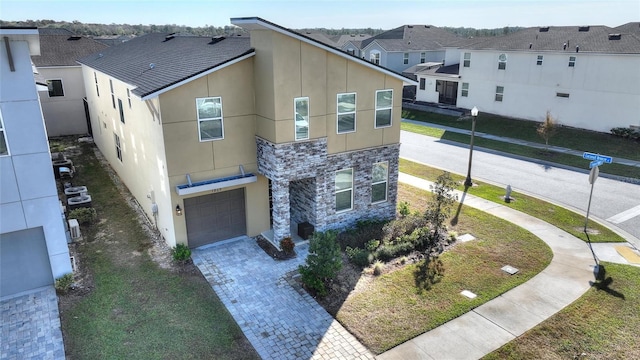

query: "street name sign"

left=582, top=152, right=613, bottom=164
left=590, top=160, right=604, bottom=169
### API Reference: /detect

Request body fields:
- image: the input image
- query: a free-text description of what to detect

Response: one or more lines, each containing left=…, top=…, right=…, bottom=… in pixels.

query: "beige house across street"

left=78, top=17, right=416, bottom=249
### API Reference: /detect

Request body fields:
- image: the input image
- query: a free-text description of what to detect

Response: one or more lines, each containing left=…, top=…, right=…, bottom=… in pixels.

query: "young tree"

left=424, top=172, right=458, bottom=253
left=537, top=111, right=558, bottom=152
left=299, top=230, right=342, bottom=296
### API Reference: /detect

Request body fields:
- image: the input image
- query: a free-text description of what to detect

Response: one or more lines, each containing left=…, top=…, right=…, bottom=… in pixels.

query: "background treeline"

left=0, top=19, right=521, bottom=38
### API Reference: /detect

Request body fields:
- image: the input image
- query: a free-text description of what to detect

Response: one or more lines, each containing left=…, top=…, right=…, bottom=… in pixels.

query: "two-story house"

left=31, top=28, right=108, bottom=137
left=78, top=17, right=416, bottom=249
left=415, top=25, right=640, bottom=132
left=1, top=28, right=73, bottom=298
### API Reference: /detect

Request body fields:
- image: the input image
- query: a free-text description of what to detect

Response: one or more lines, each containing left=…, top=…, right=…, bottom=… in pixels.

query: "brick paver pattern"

left=192, top=238, right=374, bottom=360
left=1, top=287, right=65, bottom=360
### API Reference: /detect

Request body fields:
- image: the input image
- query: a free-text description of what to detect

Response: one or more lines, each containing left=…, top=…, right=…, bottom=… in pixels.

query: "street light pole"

left=464, top=106, right=479, bottom=187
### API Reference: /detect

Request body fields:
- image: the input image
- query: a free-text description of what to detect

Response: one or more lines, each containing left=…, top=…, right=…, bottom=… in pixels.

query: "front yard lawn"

left=329, top=183, right=552, bottom=354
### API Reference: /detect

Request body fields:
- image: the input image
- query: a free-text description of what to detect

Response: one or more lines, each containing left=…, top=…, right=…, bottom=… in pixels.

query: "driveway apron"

left=192, top=237, right=374, bottom=360
left=1, top=286, right=65, bottom=360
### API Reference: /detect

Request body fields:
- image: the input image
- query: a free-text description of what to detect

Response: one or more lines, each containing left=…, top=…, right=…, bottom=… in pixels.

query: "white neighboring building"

left=414, top=25, right=640, bottom=132
left=0, top=28, right=72, bottom=298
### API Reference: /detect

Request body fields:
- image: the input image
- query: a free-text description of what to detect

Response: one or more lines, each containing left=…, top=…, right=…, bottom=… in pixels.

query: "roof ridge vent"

left=539, top=26, right=549, bottom=32
left=608, top=33, right=622, bottom=40
left=578, top=26, right=590, bottom=32
left=68, top=36, right=82, bottom=40
left=209, top=35, right=226, bottom=44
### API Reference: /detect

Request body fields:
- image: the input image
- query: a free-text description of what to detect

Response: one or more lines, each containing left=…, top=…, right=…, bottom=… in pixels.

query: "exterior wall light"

left=176, top=204, right=183, bottom=216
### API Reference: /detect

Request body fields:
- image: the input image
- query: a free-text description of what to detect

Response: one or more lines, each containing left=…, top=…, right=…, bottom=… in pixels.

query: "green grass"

left=57, top=140, right=258, bottom=360
left=399, top=158, right=626, bottom=243
left=484, top=262, right=640, bottom=360
left=402, top=109, right=640, bottom=161
left=401, top=121, right=640, bottom=179
left=336, top=184, right=553, bottom=354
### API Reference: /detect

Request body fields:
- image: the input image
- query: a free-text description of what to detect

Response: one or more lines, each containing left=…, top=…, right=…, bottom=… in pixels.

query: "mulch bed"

left=255, top=235, right=296, bottom=260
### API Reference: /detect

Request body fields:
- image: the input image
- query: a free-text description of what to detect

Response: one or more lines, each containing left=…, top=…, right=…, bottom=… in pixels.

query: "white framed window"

left=118, top=98, right=125, bottom=123
left=0, top=110, right=9, bottom=156
left=375, top=89, right=393, bottom=128
left=371, top=161, right=388, bottom=203
left=46, top=79, right=64, bottom=97
left=569, top=56, right=576, bottom=67
left=126, top=88, right=131, bottom=108
left=347, top=48, right=355, bottom=55
left=370, top=51, right=381, bottom=65
left=463, top=52, right=471, bottom=67
left=337, top=93, right=356, bottom=133
left=420, top=52, right=426, bottom=63
left=94, top=72, right=99, bottom=96
left=196, top=97, right=224, bottom=141
left=114, top=133, right=122, bottom=162
left=536, top=55, right=543, bottom=66
left=109, top=79, right=115, bottom=108
left=556, top=92, right=570, bottom=98
left=498, top=53, right=507, bottom=70
left=294, top=97, right=309, bottom=141
left=403, top=52, right=409, bottom=64
left=461, top=82, right=469, bottom=97
left=335, top=168, right=353, bottom=212
left=495, top=86, right=504, bottom=102
left=419, top=78, right=426, bottom=90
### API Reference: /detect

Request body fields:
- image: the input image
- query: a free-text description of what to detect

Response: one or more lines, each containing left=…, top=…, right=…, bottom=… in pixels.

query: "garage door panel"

left=184, top=188, right=247, bottom=248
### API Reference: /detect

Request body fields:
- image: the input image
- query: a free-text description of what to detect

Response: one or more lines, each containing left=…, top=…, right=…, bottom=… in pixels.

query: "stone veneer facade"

left=256, top=136, right=399, bottom=243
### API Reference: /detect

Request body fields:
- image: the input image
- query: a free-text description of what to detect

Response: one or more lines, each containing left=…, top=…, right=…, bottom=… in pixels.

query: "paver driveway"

left=192, top=237, right=373, bottom=360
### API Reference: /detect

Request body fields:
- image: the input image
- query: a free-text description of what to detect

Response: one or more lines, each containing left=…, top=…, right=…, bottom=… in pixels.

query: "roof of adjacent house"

left=77, top=33, right=254, bottom=98
left=614, top=22, right=640, bottom=35
left=31, top=29, right=108, bottom=67
left=464, top=25, right=640, bottom=54
left=361, top=25, right=462, bottom=51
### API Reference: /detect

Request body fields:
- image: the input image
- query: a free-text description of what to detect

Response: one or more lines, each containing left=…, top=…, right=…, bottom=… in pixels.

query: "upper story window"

left=126, top=88, right=132, bottom=108
left=370, top=51, right=381, bottom=65
left=114, top=133, right=122, bottom=162
left=196, top=97, right=224, bottom=141
left=94, top=72, right=99, bottom=96
left=109, top=79, right=116, bottom=108
left=403, top=52, right=409, bottom=64
left=498, top=54, right=507, bottom=70
left=118, top=99, right=125, bottom=124
left=335, top=168, right=353, bottom=212
left=569, top=56, right=576, bottom=67
left=0, top=110, right=9, bottom=156
left=47, top=79, right=64, bottom=97
left=294, top=97, right=309, bottom=141
left=420, top=52, right=426, bottom=63
left=536, top=55, right=543, bottom=65
left=419, top=78, right=426, bottom=90
left=337, top=93, right=356, bottom=134
left=371, top=161, right=388, bottom=203
left=495, top=86, right=504, bottom=102
left=461, top=82, right=469, bottom=97
left=463, top=52, right=471, bottom=67
left=375, top=89, right=393, bottom=128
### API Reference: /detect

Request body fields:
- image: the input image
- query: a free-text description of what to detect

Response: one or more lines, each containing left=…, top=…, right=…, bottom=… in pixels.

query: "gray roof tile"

left=32, top=30, right=108, bottom=67
left=362, top=25, right=462, bottom=51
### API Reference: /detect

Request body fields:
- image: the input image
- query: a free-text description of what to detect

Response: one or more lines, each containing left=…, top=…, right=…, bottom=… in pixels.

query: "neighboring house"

left=301, top=32, right=371, bottom=57
left=0, top=28, right=73, bottom=298
left=31, top=28, right=108, bottom=137
left=415, top=25, right=640, bottom=132
left=359, top=25, right=463, bottom=73
left=78, top=17, right=416, bottom=249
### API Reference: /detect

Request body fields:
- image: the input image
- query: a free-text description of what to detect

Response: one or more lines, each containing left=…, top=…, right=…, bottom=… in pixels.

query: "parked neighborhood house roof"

left=32, top=29, right=108, bottom=67
left=465, top=25, right=640, bottom=53
left=361, top=25, right=462, bottom=51
left=77, top=33, right=254, bottom=98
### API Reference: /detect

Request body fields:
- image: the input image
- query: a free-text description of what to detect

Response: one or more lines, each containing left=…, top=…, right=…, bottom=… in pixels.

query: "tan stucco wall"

left=38, top=66, right=89, bottom=136
left=249, top=30, right=404, bottom=153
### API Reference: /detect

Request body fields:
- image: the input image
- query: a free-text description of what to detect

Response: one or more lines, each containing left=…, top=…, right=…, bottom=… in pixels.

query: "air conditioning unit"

left=68, top=219, right=81, bottom=239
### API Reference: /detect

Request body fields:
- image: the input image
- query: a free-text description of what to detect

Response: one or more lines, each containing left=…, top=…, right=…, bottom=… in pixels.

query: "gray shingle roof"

left=361, top=25, right=462, bottom=51
left=31, top=30, right=108, bottom=67
left=465, top=25, right=640, bottom=54
left=614, top=22, right=640, bottom=35
left=77, top=33, right=254, bottom=98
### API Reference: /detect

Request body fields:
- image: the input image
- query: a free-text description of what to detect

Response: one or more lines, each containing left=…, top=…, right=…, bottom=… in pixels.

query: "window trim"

left=403, top=52, right=409, bottom=65
left=569, top=56, right=576, bottom=67
left=94, top=72, right=99, bottom=97
left=463, top=52, right=471, bottom=67
left=370, top=50, right=381, bottom=65
left=126, top=88, right=131, bottom=108
left=114, top=133, right=122, bottom=162
left=196, top=96, right=225, bottom=141
left=294, top=96, right=310, bottom=141
left=118, top=98, right=125, bottom=124
left=0, top=110, right=9, bottom=157
left=374, top=89, right=393, bottom=129
left=461, top=82, right=469, bottom=97
left=335, top=168, right=354, bottom=212
left=420, top=52, right=426, bottom=63
left=419, top=78, right=426, bottom=90
left=536, top=55, right=543, bottom=66
left=109, top=79, right=116, bottom=108
left=495, top=86, right=504, bottom=102
left=371, top=161, right=388, bottom=203
left=46, top=79, right=65, bottom=97
left=336, top=92, right=357, bottom=134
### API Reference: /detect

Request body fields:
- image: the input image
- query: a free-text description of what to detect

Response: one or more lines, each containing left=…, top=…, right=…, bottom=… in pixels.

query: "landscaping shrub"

left=171, top=243, right=192, bottom=263
left=55, top=273, right=74, bottom=294
left=345, top=246, right=373, bottom=267
left=68, top=207, right=97, bottom=225
left=299, top=231, right=342, bottom=296
left=611, top=127, right=640, bottom=141
left=398, top=201, right=410, bottom=217
left=381, top=214, right=427, bottom=244
left=279, top=237, right=295, bottom=254
left=374, top=241, right=416, bottom=261
left=372, top=260, right=384, bottom=276
left=337, top=219, right=386, bottom=250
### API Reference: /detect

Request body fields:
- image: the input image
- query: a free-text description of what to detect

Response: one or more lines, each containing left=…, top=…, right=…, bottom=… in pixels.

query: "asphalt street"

left=399, top=130, right=640, bottom=243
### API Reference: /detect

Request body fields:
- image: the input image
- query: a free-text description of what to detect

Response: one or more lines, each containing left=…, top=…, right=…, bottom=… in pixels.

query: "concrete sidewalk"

left=402, top=119, right=640, bottom=168
left=378, top=173, right=601, bottom=360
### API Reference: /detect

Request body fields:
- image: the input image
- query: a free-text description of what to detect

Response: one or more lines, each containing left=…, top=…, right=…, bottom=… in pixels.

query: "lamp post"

left=464, top=106, right=479, bottom=187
